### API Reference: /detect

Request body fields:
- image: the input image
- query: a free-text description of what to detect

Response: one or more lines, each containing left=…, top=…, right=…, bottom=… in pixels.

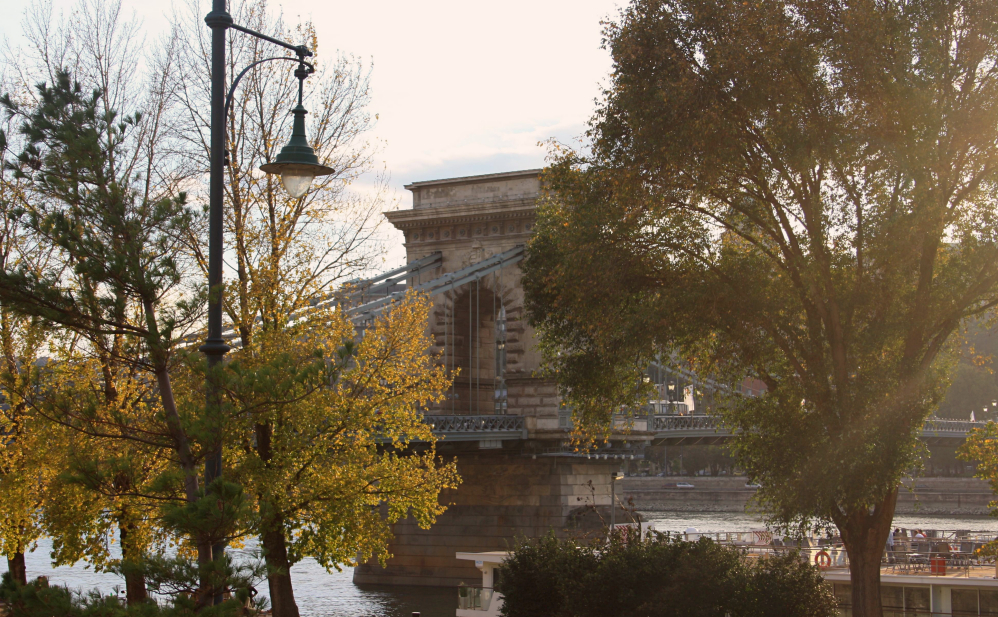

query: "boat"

left=453, top=528, right=998, bottom=616
left=455, top=551, right=506, bottom=617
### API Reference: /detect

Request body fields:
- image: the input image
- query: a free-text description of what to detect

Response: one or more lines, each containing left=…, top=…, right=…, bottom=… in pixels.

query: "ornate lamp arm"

left=224, top=57, right=315, bottom=120
left=228, top=22, right=312, bottom=59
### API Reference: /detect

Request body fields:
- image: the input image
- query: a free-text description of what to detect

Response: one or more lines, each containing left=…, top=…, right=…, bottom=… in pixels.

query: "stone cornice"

left=384, top=198, right=537, bottom=230
left=404, top=168, right=542, bottom=190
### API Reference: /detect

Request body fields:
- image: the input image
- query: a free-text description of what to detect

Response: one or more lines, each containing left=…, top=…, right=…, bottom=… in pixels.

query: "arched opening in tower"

left=444, top=283, right=507, bottom=416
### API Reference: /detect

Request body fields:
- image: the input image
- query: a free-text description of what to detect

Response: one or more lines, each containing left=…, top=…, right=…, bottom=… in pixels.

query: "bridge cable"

left=500, top=263, right=505, bottom=415
left=492, top=272, right=499, bottom=413
left=451, top=298, right=455, bottom=413
left=448, top=295, right=453, bottom=413
left=476, top=278, right=481, bottom=415
left=468, top=285, right=475, bottom=416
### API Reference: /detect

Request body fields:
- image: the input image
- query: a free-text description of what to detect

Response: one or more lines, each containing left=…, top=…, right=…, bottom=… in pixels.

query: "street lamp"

left=259, top=66, right=334, bottom=197
left=610, top=470, right=624, bottom=529
left=201, top=0, right=332, bottom=603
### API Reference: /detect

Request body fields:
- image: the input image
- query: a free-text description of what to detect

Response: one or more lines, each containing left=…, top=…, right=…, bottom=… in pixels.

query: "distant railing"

left=414, top=414, right=985, bottom=441
left=424, top=415, right=524, bottom=433
left=653, top=415, right=988, bottom=435
left=922, top=419, right=987, bottom=433
left=653, top=415, right=724, bottom=431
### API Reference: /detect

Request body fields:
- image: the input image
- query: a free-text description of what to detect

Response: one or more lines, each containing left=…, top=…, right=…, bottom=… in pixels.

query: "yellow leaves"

left=0, top=315, right=66, bottom=556
left=959, top=423, right=998, bottom=518
left=222, top=291, right=459, bottom=570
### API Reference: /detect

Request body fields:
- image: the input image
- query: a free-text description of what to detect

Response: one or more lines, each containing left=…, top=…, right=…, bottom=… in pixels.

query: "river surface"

left=3, top=512, right=998, bottom=617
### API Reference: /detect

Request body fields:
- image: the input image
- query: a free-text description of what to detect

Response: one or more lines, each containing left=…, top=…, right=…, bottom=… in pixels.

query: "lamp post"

left=200, top=0, right=333, bottom=601
left=610, top=471, right=624, bottom=529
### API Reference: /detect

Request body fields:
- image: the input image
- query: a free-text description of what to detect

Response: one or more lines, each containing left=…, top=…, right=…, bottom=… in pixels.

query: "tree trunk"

left=261, top=522, right=299, bottom=617
left=254, top=421, right=299, bottom=617
left=838, top=488, right=898, bottom=617
left=118, top=521, right=148, bottom=605
left=143, top=301, right=214, bottom=604
left=152, top=359, right=213, bottom=603
left=846, top=534, right=885, bottom=617
left=7, top=553, right=26, bottom=585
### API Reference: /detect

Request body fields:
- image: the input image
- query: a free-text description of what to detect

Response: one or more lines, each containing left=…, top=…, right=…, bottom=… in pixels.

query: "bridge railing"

left=922, top=419, right=988, bottom=433
left=652, top=415, right=989, bottom=435
left=412, top=413, right=986, bottom=439
left=652, top=415, right=724, bottom=432
left=423, top=414, right=524, bottom=434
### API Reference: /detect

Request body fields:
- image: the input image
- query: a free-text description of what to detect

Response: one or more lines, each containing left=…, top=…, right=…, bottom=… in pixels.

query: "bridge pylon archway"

left=352, top=170, right=651, bottom=587
left=432, top=278, right=515, bottom=417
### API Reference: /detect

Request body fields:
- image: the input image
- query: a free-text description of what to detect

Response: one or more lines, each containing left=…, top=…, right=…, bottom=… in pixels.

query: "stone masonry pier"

left=354, top=449, right=620, bottom=587
left=353, top=170, right=650, bottom=586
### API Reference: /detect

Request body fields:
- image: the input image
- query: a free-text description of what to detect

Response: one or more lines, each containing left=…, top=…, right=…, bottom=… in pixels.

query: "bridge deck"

left=651, top=416, right=986, bottom=446
left=413, top=414, right=986, bottom=447
left=423, top=415, right=526, bottom=442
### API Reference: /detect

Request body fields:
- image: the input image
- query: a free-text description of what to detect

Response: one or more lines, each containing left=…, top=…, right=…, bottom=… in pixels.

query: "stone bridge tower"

left=353, top=170, right=650, bottom=587
left=389, top=169, right=555, bottom=429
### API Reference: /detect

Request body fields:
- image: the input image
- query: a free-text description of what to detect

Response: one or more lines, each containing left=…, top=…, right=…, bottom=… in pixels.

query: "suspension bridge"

left=299, top=168, right=986, bottom=588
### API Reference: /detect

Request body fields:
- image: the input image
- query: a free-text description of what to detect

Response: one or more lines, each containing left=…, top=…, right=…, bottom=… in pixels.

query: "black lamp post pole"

left=204, top=0, right=231, bottom=364
left=196, top=1, right=328, bottom=602
left=202, top=0, right=232, bottom=602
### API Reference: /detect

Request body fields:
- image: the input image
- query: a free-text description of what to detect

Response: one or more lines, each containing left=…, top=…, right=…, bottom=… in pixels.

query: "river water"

left=3, top=512, right=997, bottom=617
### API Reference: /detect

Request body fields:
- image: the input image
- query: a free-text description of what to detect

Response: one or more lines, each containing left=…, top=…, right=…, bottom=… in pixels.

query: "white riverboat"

left=455, top=529, right=998, bottom=616
left=455, top=551, right=506, bottom=617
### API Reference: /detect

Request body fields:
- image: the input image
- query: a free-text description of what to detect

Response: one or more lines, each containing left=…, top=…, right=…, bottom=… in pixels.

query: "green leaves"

left=196, top=295, right=458, bottom=574
left=498, top=533, right=837, bottom=617
left=524, top=0, right=998, bottom=592
left=0, top=69, right=194, bottom=345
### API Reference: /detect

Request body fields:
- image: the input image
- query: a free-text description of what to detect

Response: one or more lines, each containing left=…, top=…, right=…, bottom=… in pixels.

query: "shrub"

left=0, top=570, right=264, bottom=617
left=496, top=532, right=837, bottom=617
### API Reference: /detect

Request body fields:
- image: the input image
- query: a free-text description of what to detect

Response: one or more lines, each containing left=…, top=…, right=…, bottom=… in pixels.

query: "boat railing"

left=684, top=530, right=998, bottom=546
left=748, top=545, right=852, bottom=570
left=719, top=544, right=998, bottom=577
left=458, top=585, right=495, bottom=611
left=679, top=530, right=998, bottom=578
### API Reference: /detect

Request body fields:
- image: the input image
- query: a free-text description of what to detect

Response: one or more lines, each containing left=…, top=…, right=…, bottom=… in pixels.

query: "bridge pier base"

left=353, top=449, right=628, bottom=587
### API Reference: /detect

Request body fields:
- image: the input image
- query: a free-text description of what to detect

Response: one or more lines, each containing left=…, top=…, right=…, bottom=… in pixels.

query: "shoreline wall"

left=622, top=476, right=995, bottom=516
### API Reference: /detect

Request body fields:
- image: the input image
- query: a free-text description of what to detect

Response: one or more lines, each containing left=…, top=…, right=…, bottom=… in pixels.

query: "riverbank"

left=622, top=476, right=996, bottom=515
left=5, top=510, right=998, bottom=617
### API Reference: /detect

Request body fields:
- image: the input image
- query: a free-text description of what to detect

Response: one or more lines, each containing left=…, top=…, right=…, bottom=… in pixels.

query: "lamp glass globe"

left=281, top=168, right=314, bottom=198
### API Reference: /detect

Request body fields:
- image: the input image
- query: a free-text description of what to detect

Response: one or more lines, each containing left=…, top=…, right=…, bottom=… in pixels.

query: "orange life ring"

left=814, top=550, right=832, bottom=568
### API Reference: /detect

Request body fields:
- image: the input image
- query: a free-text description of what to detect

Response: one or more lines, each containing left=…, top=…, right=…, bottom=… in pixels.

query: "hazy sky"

left=0, top=0, right=622, bottom=265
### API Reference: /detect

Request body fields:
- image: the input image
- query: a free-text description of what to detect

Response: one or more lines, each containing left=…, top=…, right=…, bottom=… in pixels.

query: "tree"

left=936, top=321, right=998, bottom=419
left=0, top=97, right=58, bottom=586
left=202, top=296, right=459, bottom=617
left=959, top=422, right=998, bottom=512
left=38, top=352, right=178, bottom=606
left=2, top=2, right=453, bottom=612
left=0, top=2, right=237, bottom=603
left=0, top=66, right=221, bottom=601
left=0, top=337, right=57, bottom=588
left=496, top=533, right=837, bottom=617
left=522, top=1, right=998, bottom=615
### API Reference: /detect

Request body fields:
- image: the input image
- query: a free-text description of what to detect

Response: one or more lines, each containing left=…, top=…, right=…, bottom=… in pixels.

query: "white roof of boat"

left=456, top=551, right=510, bottom=563
left=823, top=570, right=998, bottom=587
